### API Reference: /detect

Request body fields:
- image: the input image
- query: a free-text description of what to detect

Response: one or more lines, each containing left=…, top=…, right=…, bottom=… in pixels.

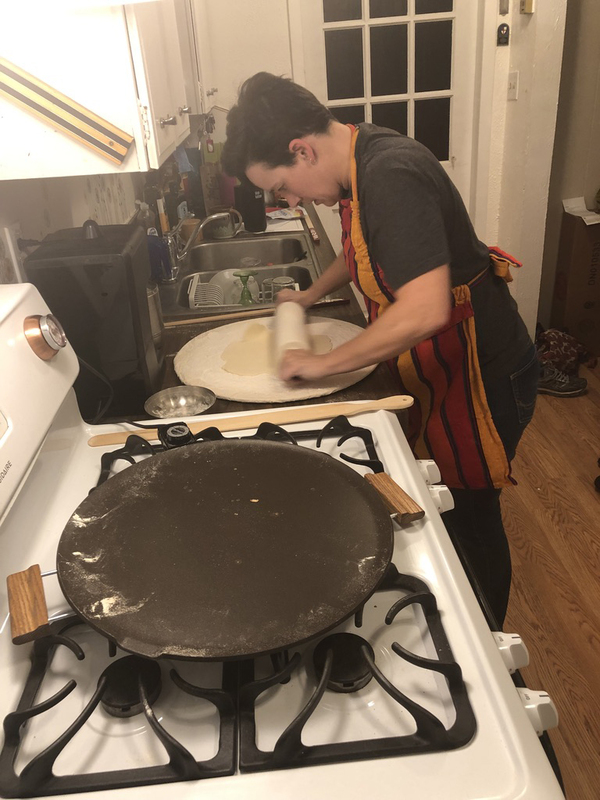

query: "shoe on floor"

left=538, top=364, right=587, bottom=397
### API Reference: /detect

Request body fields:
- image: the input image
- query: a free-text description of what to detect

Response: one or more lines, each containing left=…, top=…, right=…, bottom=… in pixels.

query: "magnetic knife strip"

left=0, top=57, right=134, bottom=164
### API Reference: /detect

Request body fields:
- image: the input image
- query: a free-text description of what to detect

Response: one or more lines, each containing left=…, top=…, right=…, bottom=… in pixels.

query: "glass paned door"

left=370, top=25, right=408, bottom=96
left=324, top=28, right=364, bottom=99
left=297, top=0, right=478, bottom=207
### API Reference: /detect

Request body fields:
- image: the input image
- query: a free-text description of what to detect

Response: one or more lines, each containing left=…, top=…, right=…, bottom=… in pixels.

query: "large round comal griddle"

left=57, top=440, right=394, bottom=660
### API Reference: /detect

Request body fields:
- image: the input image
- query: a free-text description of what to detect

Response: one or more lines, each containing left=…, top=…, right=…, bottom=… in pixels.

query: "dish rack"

left=188, top=274, right=224, bottom=308
left=187, top=273, right=301, bottom=308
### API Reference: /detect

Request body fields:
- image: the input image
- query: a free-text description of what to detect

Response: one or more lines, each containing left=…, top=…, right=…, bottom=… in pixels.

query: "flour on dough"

left=222, top=323, right=273, bottom=376
left=221, top=322, right=332, bottom=377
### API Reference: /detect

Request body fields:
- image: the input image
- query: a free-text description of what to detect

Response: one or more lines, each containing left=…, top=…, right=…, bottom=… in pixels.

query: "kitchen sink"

left=158, top=230, right=323, bottom=320
left=185, top=236, right=308, bottom=273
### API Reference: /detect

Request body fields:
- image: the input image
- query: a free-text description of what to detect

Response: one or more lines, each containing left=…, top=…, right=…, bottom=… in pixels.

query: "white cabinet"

left=0, top=1, right=199, bottom=181
left=125, top=0, right=196, bottom=169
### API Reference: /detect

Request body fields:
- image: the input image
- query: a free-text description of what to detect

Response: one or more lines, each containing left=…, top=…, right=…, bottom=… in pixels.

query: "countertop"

left=158, top=206, right=401, bottom=417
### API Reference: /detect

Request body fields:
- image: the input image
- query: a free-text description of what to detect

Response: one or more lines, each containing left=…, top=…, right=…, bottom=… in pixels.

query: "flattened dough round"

left=174, top=316, right=377, bottom=403
left=221, top=322, right=332, bottom=377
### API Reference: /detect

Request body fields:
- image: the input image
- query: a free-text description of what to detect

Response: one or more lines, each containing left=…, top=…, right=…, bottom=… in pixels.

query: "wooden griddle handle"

left=87, top=394, right=414, bottom=448
left=6, top=564, right=51, bottom=645
left=365, top=473, right=425, bottom=526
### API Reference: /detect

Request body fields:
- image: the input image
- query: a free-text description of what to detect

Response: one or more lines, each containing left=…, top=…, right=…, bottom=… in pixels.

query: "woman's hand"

left=274, top=250, right=351, bottom=309
left=275, top=288, right=314, bottom=308
left=278, top=349, right=330, bottom=382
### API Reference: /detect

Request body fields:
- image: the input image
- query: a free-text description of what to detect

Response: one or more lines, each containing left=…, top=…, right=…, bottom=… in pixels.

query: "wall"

left=483, top=0, right=566, bottom=338
left=0, top=174, right=141, bottom=283
left=537, top=0, right=600, bottom=328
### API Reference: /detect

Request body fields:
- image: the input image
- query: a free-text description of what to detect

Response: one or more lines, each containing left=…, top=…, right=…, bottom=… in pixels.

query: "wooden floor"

left=502, top=363, right=600, bottom=800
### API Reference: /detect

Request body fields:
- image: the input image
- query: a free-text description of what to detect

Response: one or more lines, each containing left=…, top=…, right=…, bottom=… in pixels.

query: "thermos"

left=234, top=181, right=267, bottom=233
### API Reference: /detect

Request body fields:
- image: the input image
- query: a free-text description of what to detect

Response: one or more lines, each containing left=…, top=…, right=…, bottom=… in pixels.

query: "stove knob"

left=416, top=459, right=441, bottom=485
left=427, top=484, right=454, bottom=513
left=516, top=688, right=559, bottom=735
left=492, top=632, right=529, bottom=673
left=23, top=314, right=67, bottom=361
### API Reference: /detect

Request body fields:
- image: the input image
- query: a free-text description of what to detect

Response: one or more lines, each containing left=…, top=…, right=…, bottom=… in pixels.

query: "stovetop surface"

left=0, top=395, right=564, bottom=799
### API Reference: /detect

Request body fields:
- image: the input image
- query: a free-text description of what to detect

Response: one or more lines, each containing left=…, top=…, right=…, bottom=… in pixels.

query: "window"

left=323, top=0, right=454, bottom=161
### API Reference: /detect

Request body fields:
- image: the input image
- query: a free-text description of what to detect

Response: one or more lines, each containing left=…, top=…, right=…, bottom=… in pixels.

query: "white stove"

left=0, top=284, right=565, bottom=799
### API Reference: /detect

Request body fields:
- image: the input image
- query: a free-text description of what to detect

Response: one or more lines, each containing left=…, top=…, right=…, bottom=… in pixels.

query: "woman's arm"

left=276, top=250, right=351, bottom=307
left=279, top=264, right=452, bottom=380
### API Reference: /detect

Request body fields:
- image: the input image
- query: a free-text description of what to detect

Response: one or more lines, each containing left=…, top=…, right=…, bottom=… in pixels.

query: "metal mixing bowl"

left=144, top=386, right=216, bottom=419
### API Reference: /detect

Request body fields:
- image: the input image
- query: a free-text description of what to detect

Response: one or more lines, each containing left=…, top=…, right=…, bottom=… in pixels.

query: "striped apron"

left=341, top=128, right=521, bottom=490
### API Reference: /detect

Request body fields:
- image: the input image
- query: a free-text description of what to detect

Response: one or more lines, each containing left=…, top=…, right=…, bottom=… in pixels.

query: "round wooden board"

left=173, top=316, right=377, bottom=403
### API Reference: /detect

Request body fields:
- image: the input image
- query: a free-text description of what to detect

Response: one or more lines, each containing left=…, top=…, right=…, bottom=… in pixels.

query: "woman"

left=221, top=73, right=539, bottom=626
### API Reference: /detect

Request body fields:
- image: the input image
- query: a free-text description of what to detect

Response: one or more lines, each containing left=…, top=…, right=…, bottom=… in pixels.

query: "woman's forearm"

left=278, top=265, right=452, bottom=382
left=306, top=251, right=351, bottom=303
left=318, top=266, right=451, bottom=374
left=319, top=307, right=432, bottom=374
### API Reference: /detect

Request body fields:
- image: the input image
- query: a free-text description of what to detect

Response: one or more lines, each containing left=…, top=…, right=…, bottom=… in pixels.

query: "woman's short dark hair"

left=221, top=73, right=334, bottom=180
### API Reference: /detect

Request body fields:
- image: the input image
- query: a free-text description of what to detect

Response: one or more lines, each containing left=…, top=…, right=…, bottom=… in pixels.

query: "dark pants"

left=442, top=346, right=540, bottom=627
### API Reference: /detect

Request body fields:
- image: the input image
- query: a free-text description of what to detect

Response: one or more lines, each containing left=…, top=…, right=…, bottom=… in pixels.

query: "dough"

left=221, top=321, right=331, bottom=377
left=221, top=323, right=273, bottom=376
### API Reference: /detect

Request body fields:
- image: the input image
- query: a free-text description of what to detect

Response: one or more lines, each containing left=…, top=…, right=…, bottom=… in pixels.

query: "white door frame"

left=288, top=0, right=499, bottom=241
left=468, top=0, right=502, bottom=242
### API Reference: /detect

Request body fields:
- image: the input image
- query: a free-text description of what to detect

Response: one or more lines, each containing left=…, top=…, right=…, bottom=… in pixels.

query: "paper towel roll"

left=274, top=302, right=311, bottom=368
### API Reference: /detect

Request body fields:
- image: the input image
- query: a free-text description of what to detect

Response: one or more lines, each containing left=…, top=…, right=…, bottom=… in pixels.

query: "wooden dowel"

left=88, top=394, right=414, bottom=447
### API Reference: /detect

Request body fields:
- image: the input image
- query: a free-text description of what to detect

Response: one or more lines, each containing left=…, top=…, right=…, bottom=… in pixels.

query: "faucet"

left=161, top=210, right=243, bottom=283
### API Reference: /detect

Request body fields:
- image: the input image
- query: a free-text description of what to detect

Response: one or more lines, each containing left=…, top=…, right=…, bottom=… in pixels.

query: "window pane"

left=415, top=20, right=452, bottom=92
left=329, top=105, right=366, bottom=125
left=415, top=0, right=453, bottom=13
left=371, top=102, right=407, bottom=135
left=370, top=25, right=407, bottom=96
left=325, top=29, right=364, bottom=100
left=369, top=0, right=407, bottom=18
left=323, top=0, right=362, bottom=22
left=414, top=97, right=450, bottom=161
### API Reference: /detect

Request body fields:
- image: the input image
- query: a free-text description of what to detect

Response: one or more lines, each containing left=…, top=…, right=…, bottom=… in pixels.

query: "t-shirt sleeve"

left=361, top=157, right=451, bottom=291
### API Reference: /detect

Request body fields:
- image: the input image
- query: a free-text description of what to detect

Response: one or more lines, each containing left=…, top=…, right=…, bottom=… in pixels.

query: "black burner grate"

left=0, top=619, right=237, bottom=798
left=238, top=566, right=476, bottom=772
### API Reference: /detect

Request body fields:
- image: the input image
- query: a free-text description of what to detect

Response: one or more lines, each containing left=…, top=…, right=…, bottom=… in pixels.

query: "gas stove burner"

left=313, top=632, right=375, bottom=693
left=159, top=422, right=196, bottom=448
left=99, top=656, right=162, bottom=717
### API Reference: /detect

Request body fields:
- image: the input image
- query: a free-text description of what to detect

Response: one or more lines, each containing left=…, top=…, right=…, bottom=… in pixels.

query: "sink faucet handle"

left=162, top=230, right=181, bottom=282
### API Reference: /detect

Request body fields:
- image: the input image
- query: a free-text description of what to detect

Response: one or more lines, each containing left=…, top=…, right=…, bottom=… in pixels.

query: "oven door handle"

left=6, top=564, right=51, bottom=645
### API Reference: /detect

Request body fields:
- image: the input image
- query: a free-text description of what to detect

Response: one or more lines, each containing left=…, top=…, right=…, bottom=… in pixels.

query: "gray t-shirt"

left=354, top=124, right=532, bottom=379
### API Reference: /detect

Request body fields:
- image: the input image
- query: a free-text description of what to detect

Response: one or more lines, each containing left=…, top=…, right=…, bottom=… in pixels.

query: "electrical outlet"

left=508, top=71, right=519, bottom=101
left=0, top=223, right=26, bottom=283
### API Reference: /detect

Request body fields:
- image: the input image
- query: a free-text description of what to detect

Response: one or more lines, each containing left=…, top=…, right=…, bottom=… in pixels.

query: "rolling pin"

left=273, top=301, right=311, bottom=370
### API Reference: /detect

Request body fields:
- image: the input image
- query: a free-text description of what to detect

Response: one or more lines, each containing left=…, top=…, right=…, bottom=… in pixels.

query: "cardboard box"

left=550, top=204, right=600, bottom=355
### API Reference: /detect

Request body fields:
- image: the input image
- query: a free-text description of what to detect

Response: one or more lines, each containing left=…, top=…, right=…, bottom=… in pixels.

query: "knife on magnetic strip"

left=0, top=57, right=134, bottom=165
